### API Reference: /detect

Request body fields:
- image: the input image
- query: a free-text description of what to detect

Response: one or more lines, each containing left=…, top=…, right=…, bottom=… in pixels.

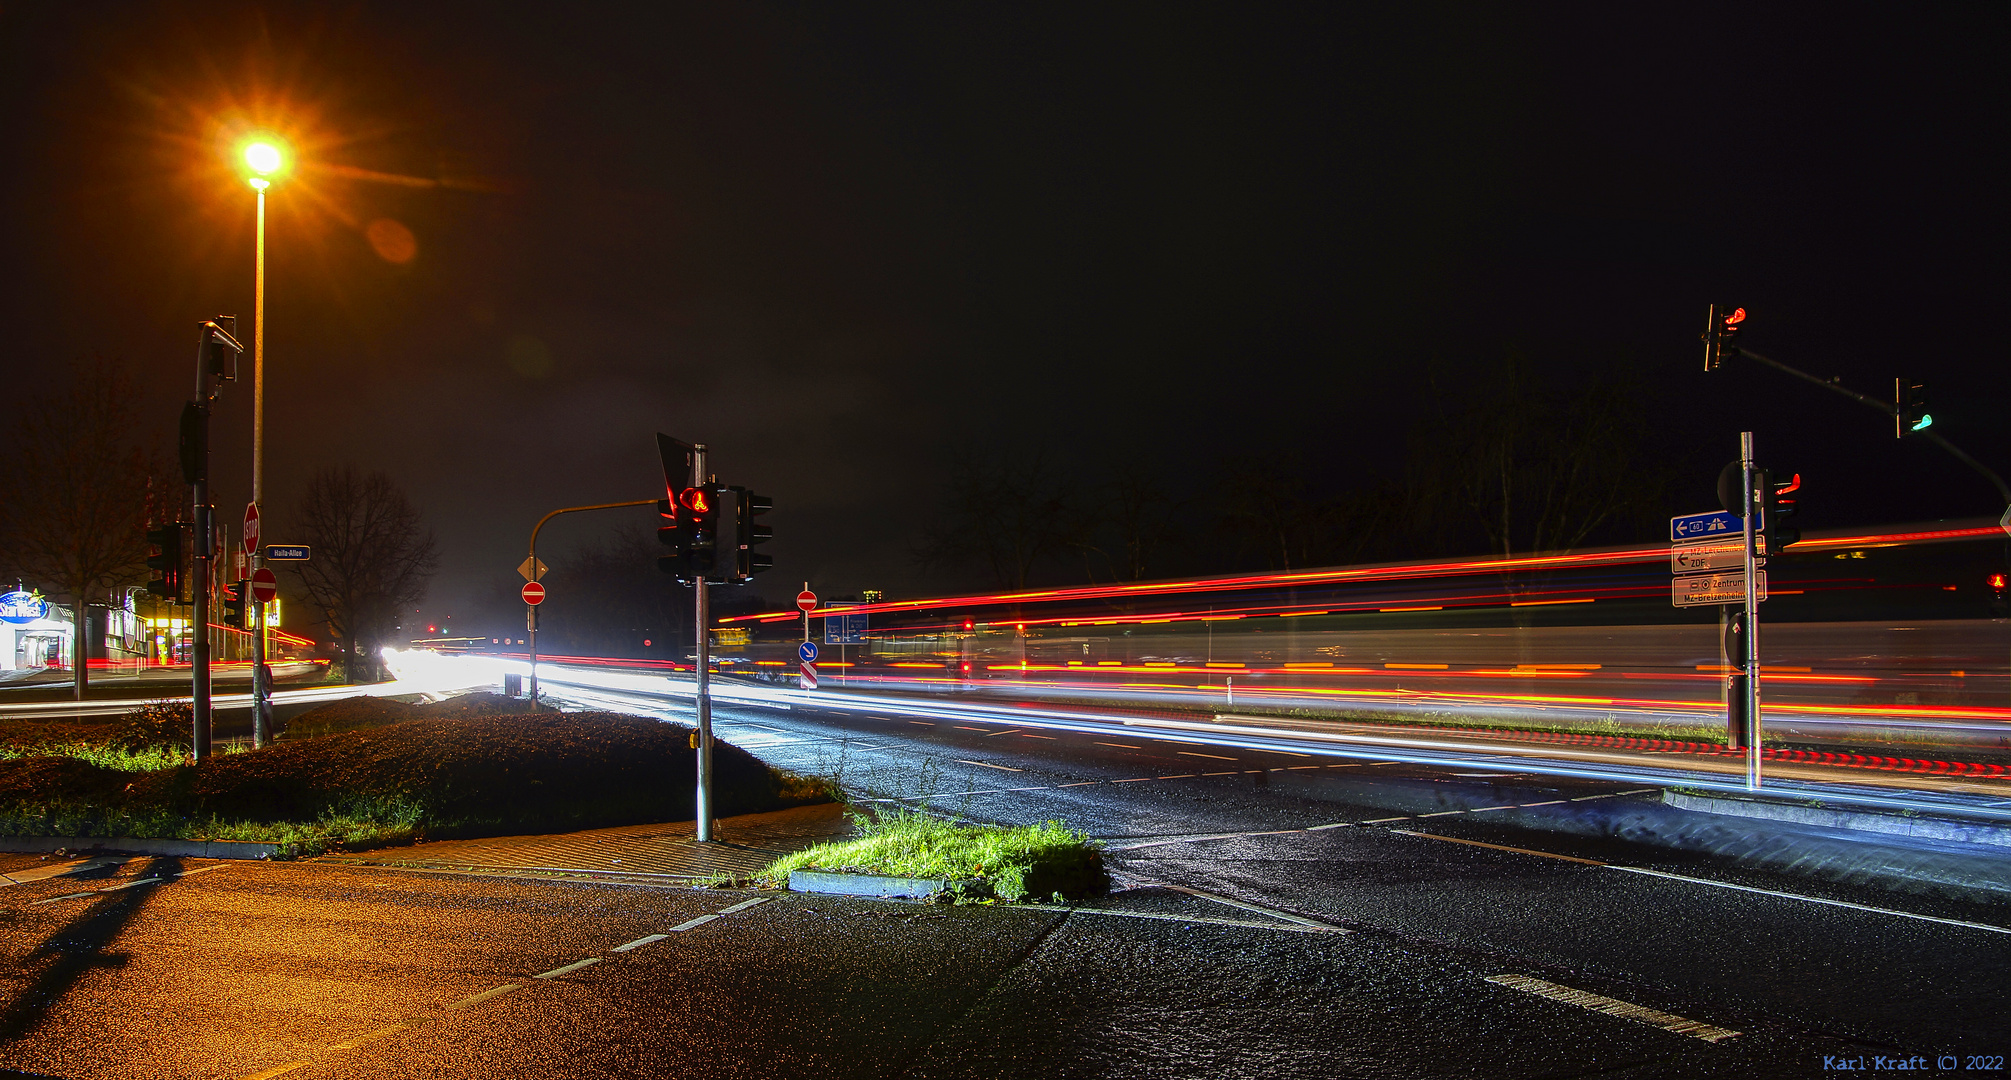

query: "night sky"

left=3, top=4, right=2005, bottom=634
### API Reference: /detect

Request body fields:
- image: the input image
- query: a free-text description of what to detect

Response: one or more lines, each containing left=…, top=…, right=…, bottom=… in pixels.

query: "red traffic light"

left=1722, top=307, right=1746, bottom=328
left=962, top=618, right=975, bottom=632
left=1991, top=573, right=2007, bottom=589
left=680, top=487, right=710, bottom=514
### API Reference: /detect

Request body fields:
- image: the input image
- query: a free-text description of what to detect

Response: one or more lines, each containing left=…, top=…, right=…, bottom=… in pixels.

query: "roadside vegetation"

left=0, top=694, right=829, bottom=856
left=759, top=808, right=1106, bottom=903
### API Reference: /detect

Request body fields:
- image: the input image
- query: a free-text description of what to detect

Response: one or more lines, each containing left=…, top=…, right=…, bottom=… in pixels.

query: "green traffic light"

left=1912, top=414, right=1933, bottom=431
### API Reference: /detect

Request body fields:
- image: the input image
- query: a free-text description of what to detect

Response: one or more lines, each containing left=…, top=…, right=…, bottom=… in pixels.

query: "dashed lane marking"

left=446, top=983, right=522, bottom=1011
left=611, top=934, right=669, bottom=953
left=1093, top=742, right=1142, bottom=749
left=717, top=897, right=770, bottom=915
left=32, top=863, right=228, bottom=904
left=953, top=725, right=988, bottom=730
left=1390, top=829, right=1608, bottom=865
left=954, top=759, right=1024, bottom=772
left=1486, top=974, right=1742, bottom=1043
left=1020, top=733, right=1057, bottom=740
left=327, top=1022, right=414, bottom=1050
left=1608, top=866, right=2011, bottom=934
left=984, top=728, right=1023, bottom=737
left=1026, top=905, right=1343, bottom=934
left=670, top=913, right=721, bottom=932
left=0, top=856, right=123, bottom=886
left=908, top=721, right=935, bottom=726
left=533, top=957, right=602, bottom=980
left=1177, top=751, right=1237, bottom=761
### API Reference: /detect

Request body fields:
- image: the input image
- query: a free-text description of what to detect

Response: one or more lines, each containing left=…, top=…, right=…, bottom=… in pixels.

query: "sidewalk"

left=314, top=801, right=850, bottom=882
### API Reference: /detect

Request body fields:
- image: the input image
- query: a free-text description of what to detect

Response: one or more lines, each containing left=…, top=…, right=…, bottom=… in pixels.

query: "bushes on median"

left=758, top=808, right=1107, bottom=902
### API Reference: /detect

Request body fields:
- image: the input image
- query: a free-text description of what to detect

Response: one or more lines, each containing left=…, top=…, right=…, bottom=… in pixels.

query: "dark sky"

left=3, top=3, right=2006, bottom=630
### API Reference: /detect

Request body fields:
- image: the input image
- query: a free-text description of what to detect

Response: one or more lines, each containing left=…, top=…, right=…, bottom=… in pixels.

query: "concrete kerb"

left=0, top=836, right=280, bottom=860
left=1663, top=789, right=2011, bottom=849
left=788, top=869, right=975, bottom=900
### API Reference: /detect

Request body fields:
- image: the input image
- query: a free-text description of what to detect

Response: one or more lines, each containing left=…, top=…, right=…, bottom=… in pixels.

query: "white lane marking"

left=327, top=1022, right=413, bottom=1050
left=1608, top=866, right=2011, bottom=935
left=908, top=721, right=935, bottom=726
left=1094, top=742, right=1142, bottom=749
left=1572, top=788, right=1658, bottom=801
left=1026, top=905, right=1342, bottom=934
left=1361, top=816, right=1412, bottom=824
left=1057, top=780, right=1101, bottom=787
left=446, top=983, right=521, bottom=1010
left=1154, top=883, right=1343, bottom=931
left=1157, top=774, right=1198, bottom=780
left=533, top=957, right=601, bottom=980
left=953, top=726, right=988, bottom=731
left=1178, top=751, right=1237, bottom=761
left=1519, top=799, right=1568, bottom=807
left=1019, top=733, right=1057, bottom=740
left=716, top=897, right=770, bottom=915
left=1305, top=822, right=1350, bottom=831
left=0, top=856, right=124, bottom=886
left=1417, top=810, right=1467, bottom=818
left=1391, top=830, right=1607, bottom=866
left=983, top=728, right=1020, bottom=736
left=670, top=913, right=721, bottom=932
left=954, top=759, right=1023, bottom=772
left=1486, top=974, right=1741, bottom=1043
left=611, top=933, right=669, bottom=953
left=32, top=863, right=229, bottom=903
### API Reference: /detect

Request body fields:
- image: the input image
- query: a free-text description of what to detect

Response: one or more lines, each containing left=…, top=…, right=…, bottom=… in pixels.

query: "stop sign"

left=796, top=590, right=817, bottom=612
left=249, top=567, right=278, bottom=604
left=242, top=503, right=261, bottom=554
left=522, top=581, right=546, bottom=606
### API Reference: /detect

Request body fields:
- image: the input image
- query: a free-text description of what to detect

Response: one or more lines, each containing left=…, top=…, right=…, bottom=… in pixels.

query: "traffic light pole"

left=521, top=498, right=658, bottom=709
left=190, top=390, right=213, bottom=761
left=691, top=443, right=715, bottom=843
left=1739, top=431, right=1762, bottom=790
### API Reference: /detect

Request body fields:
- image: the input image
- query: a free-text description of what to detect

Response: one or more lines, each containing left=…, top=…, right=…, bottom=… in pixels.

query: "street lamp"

left=241, top=135, right=287, bottom=746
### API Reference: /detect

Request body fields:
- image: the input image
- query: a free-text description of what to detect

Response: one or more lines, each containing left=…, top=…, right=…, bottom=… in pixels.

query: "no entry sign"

left=249, top=567, right=278, bottom=604
left=521, top=581, right=546, bottom=606
left=796, top=589, right=817, bottom=612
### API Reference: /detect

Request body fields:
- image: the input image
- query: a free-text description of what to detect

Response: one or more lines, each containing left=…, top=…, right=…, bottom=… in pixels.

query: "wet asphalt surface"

left=0, top=695, right=2006, bottom=1078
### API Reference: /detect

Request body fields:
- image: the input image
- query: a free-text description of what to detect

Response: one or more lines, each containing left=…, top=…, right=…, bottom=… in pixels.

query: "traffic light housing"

left=730, top=488, right=773, bottom=582
left=1761, top=469, right=1801, bottom=551
left=1990, top=572, right=2008, bottom=619
left=1895, top=379, right=1931, bottom=438
left=655, top=497, right=690, bottom=579
left=1703, top=304, right=1745, bottom=371
left=146, top=523, right=187, bottom=603
left=220, top=580, right=248, bottom=629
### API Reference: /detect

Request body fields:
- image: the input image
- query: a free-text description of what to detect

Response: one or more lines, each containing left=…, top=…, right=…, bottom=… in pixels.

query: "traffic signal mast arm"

left=1718, top=339, right=2011, bottom=508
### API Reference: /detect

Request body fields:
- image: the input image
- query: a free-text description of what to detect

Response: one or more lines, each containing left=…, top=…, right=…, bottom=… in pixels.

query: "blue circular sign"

left=798, top=640, right=819, bottom=664
left=0, top=590, right=49, bottom=625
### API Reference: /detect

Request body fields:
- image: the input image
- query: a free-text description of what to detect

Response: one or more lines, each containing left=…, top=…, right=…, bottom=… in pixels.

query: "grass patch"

left=0, top=696, right=830, bottom=857
left=758, top=808, right=1107, bottom=902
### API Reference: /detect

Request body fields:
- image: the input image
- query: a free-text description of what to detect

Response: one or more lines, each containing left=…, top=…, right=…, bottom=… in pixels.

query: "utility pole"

left=188, top=320, right=243, bottom=761
left=691, top=443, right=714, bottom=842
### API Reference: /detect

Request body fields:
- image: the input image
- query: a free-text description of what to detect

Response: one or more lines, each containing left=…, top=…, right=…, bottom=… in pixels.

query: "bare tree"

left=0, top=363, right=176, bottom=699
left=285, top=467, right=439, bottom=682
left=917, top=450, right=1081, bottom=589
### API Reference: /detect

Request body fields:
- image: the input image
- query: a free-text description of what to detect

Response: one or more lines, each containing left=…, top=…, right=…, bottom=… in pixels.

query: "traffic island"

left=0, top=695, right=831, bottom=858
left=761, top=810, right=1108, bottom=903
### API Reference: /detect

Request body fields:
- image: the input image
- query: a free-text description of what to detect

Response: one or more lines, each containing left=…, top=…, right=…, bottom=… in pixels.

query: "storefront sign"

left=0, top=590, right=50, bottom=625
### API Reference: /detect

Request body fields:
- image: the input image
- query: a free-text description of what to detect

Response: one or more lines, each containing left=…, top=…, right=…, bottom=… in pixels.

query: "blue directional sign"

left=823, top=610, right=868, bottom=645
left=1670, top=510, right=1756, bottom=545
left=798, top=640, right=818, bottom=664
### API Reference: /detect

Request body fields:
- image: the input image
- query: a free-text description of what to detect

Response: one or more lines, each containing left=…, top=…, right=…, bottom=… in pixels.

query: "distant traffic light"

left=1703, top=304, right=1746, bottom=371
left=220, top=579, right=248, bottom=629
left=1895, top=379, right=1931, bottom=437
left=731, top=488, right=773, bottom=582
left=1991, top=572, right=2008, bottom=619
left=146, top=523, right=187, bottom=603
left=1761, top=470, right=1801, bottom=550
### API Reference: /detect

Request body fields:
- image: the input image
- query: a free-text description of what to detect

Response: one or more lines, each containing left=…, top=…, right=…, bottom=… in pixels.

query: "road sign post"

left=1739, top=432, right=1762, bottom=790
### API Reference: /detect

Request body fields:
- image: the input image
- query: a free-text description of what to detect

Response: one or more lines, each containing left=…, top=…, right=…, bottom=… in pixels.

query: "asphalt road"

left=1, top=690, right=2006, bottom=1078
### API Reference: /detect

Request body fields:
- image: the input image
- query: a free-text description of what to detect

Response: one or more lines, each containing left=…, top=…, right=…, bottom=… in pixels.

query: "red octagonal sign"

left=521, top=581, right=546, bottom=606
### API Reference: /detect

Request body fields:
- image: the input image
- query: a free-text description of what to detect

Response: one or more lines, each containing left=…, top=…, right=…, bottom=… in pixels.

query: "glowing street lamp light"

left=239, top=133, right=287, bottom=745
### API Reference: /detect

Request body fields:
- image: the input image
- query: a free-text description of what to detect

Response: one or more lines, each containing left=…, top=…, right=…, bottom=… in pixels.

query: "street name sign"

left=799, top=640, right=818, bottom=664
left=796, top=589, right=818, bottom=612
left=521, top=581, right=546, bottom=606
left=249, top=567, right=278, bottom=604
left=1672, top=571, right=1768, bottom=608
left=242, top=504, right=261, bottom=554
left=1670, top=510, right=1751, bottom=544
left=517, top=556, right=548, bottom=582
left=1670, top=542, right=1754, bottom=575
left=264, top=545, right=310, bottom=561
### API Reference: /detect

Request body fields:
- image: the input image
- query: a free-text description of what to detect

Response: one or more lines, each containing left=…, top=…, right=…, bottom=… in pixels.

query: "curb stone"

left=1662, top=790, right=2011, bottom=849
left=0, top=836, right=281, bottom=860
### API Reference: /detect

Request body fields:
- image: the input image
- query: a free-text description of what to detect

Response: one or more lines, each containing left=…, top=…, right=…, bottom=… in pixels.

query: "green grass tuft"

left=758, top=808, right=1107, bottom=902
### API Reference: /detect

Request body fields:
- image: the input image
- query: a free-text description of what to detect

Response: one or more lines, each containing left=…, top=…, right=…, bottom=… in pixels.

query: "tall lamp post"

left=243, top=138, right=285, bottom=746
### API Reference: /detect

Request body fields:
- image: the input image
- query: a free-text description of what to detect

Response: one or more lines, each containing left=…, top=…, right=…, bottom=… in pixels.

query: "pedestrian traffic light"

left=220, top=580, right=248, bottom=629
left=731, top=488, right=773, bottom=582
left=1761, top=470, right=1801, bottom=550
left=146, top=523, right=187, bottom=603
left=1990, top=572, right=2008, bottom=619
left=1703, top=305, right=1745, bottom=371
left=1895, top=379, right=1931, bottom=438
left=198, top=320, right=243, bottom=400
left=671, top=484, right=721, bottom=583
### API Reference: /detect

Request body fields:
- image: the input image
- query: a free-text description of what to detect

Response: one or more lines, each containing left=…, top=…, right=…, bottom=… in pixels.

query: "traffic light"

left=1895, top=379, right=1931, bottom=437
left=197, top=319, right=243, bottom=400
left=220, top=580, right=248, bottom=629
left=655, top=497, right=689, bottom=579
left=146, top=523, right=187, bottom=603
left=1703, top=304, right=1745, bottom=371
left=1990, top=572, right=2008, bottom=619
left=1760, top=470, right=1801, bottom=550
left=730, top=488, right=773, bottom=582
